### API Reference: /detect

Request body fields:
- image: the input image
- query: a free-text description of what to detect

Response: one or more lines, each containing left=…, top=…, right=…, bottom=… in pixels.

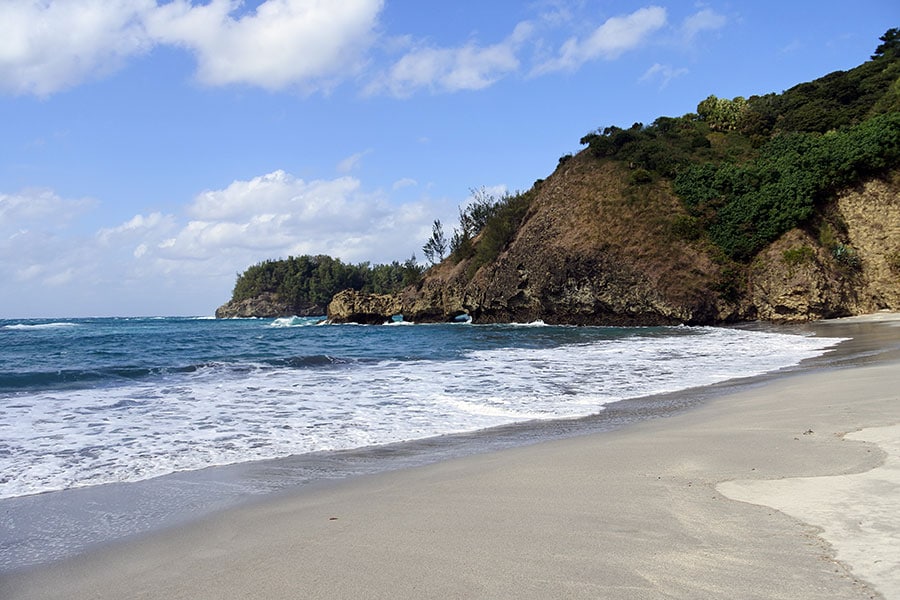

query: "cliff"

left=398, top=158, right=723, bottom=325
left=328, top=166, right=900, bottom=325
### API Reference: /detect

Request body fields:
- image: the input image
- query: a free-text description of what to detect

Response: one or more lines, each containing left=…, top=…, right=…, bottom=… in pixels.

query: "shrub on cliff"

left=675, top=112, right=900, bottom=259
left=469, top=190, right=533, bottom=274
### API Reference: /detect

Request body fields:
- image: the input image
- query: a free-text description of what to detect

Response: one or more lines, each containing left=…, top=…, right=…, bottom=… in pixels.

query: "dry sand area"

left=3, top=315, right=900, bottom=599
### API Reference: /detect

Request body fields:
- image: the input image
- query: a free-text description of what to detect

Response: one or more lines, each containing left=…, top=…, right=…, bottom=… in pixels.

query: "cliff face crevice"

left=326, top=159, right=900, bottom=325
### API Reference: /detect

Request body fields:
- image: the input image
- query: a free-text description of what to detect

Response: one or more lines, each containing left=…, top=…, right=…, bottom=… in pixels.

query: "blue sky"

left=1, top=1, right=897, bottom=318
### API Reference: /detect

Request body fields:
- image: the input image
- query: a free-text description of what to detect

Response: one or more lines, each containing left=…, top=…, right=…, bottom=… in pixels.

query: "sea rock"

left=747, top=229, right=856, bottom=321
left=327, top=290, right=403, bottom=324
left=215, top=293, right=325, bottom=319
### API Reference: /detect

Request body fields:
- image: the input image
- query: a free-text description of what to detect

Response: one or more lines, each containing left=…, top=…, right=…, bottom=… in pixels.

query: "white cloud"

left=174, top=169, right=429, bottom=263
left=369, top=21, right=533, bottom=97
left=0, top=0, right=384, bottom=96
left=681, top=8, right=727, bottom=41
left=0, top=174, right=441, bottom=316
left=639, top=63, right=688, bottom=88
left=533, top=6, right=667, bottom=74
left=145, top=0, right=383, bottom=91
left=97, top=212, right=172, bottom=241
left=0, top=2, right=709, bottom=98
left=188, top=170, right=363, bottom=222
left=0, top=188, right=96, bottom=231
left=0, top=0, right=154, bottom=96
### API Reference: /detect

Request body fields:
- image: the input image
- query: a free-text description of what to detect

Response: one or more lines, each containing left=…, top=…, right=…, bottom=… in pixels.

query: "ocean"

left=0, top=316, right=847, bottom=570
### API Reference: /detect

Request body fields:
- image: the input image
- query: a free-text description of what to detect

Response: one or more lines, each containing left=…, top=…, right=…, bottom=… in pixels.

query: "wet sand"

left=3, top=315, right=900, bottom=599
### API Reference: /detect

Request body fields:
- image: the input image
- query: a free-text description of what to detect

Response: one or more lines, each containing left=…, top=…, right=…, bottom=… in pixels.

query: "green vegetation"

left=675, top=113, right=900, bottom=259
left=669, top=214, right=702, bottom=242
left=782, top=246, right=816, bottom=267
left=578, top=29, right=900, bottom=261
left=448, top=187, right=534, bottom=276
left=231, top=254, right=423, bottom=307
left=235, top=30, right=900, bottom=313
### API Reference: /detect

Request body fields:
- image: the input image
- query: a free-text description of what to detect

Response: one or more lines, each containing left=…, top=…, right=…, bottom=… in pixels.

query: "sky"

left=1, top=1, right=897, bottom=318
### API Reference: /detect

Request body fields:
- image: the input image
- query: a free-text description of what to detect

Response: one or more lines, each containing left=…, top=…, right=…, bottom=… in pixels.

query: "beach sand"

left=3, top=316, right=900, bottom=599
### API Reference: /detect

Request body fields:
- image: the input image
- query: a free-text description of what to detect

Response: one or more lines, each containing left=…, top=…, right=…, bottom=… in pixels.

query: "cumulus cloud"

left=97, top=212, right=173, bottom=240
left=0, top=0, right=383, bottom=96
left=174, top=169, right=428, bottom=263
left=145, top=0, right=383, bottom=91
left=188, top=170, right=364, bottom=223
left=533, top=6, right=667, bottom=74
left=0, top=188, right=97, bottom=231
left=0, top=0, right=153, bottom=96
left=369, top=21, right=533, bottom=97
left=1, top=173, right=440, bottom=316
left=1, top=2, right=715, bottom=98
left=0, top=189, right=104, bottom=300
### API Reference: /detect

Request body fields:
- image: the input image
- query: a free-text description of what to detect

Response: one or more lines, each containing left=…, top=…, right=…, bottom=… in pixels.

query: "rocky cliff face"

left=747, top=173, right=900, bottom=321
left=328, top=157, right=900, bottom=325
left=837, top=175, right=900, bottom=310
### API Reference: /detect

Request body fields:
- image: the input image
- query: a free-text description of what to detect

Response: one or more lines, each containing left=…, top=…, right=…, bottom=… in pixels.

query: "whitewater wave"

left=269, top=316, right=326, bottom=328
left=3, top=322, right=79, bottom=330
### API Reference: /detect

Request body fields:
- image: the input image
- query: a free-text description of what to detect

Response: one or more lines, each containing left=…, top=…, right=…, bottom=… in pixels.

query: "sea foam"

left=0, top=323, right=844, bottom=500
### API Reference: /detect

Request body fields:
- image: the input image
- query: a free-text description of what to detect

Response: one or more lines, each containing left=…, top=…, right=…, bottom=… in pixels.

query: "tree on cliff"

left=422, top=220, right=448, bottom=265
left=872, top=27, right=899, bottom=59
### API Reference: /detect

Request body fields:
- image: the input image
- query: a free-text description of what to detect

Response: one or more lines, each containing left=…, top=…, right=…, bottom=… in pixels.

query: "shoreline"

left=3, top=314, right=900, bottom=598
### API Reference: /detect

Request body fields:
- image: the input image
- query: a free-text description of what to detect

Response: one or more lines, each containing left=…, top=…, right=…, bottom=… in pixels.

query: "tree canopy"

left=231, top=254, right=423, bottom=307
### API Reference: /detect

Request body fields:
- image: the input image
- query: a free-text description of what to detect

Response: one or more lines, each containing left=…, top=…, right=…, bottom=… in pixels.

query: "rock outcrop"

left=327, top=289, right=403, bottom=324
left=215, top=293, right=325, bottom=319
left=747, top=229, right=858, bottom=321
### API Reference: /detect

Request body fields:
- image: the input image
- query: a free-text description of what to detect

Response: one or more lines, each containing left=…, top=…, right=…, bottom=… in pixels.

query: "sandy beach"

left=3, top=316, right=900, bottom=599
